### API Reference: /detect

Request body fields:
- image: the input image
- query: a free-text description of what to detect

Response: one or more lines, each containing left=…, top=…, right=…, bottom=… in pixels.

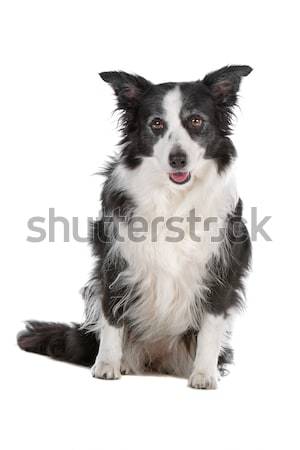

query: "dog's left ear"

left=203, top=65, right=252, bottom=106
left=99, top=71, right=152, bottom=108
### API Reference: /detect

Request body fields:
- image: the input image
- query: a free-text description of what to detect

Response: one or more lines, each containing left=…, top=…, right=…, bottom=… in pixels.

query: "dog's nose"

left=169, top=151, right=187, bottom=170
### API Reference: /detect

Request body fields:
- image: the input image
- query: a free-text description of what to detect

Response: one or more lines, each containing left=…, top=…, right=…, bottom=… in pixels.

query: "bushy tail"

left=17, top=321, right=98, bottom=367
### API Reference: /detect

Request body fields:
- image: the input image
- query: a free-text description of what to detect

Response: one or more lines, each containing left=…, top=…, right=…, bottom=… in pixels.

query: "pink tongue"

left=170, top=172, right=189, bottom=183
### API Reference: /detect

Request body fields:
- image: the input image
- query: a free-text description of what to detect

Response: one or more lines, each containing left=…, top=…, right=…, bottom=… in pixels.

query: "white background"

left=1, top=1, right=299, bottom=449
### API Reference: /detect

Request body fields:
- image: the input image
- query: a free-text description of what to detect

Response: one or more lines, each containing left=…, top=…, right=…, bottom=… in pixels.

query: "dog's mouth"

left=169, top=171, right=191, bottom=185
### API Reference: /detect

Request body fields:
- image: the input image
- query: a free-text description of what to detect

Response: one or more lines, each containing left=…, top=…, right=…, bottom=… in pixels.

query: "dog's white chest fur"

left=111, top=160, right=238, bottom=340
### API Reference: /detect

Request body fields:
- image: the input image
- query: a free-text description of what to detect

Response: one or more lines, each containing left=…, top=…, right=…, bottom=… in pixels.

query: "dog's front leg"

left=188, top=313, right=226, bottom=389
left=92, top=316, right=123, bottom=380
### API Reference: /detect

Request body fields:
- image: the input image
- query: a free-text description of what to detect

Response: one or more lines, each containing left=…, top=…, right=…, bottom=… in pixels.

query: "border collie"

left=18, top=65, right=252, bottom=389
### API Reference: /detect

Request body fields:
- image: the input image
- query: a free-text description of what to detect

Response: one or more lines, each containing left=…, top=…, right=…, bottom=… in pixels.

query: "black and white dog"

left=18, top=65, right=252, bottom=389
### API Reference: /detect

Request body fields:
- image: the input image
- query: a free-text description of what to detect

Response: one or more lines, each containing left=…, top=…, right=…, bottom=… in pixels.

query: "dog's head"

left=100, top=66, right=252, bottom=187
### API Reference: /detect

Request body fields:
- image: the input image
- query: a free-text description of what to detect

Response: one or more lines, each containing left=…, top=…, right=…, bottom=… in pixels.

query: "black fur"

left=17, top=321, right=98, bottom=366
left=205, top=199, right=252, bottom=315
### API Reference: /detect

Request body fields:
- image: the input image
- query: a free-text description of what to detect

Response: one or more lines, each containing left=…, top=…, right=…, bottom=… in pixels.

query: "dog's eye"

left=189, top=115, right=203, bottom=128
left=150, top=118, right=165, bottom=131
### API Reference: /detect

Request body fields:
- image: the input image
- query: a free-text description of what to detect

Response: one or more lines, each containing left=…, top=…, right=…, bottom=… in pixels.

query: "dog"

left=18, top=65, right=252, bottom=389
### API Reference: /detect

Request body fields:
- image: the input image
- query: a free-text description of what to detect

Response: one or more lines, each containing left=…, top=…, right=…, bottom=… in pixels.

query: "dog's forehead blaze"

left=162, top=86, right=183, bottom=127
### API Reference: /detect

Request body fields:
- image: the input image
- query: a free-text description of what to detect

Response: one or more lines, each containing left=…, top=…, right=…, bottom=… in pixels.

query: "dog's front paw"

left=91, top=360, right=121, bottom=380
left=188, top=371, right=218, bottom=390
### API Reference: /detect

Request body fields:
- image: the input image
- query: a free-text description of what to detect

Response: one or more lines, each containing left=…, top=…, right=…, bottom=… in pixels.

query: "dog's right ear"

left=99, top=71, right=152, bottom=109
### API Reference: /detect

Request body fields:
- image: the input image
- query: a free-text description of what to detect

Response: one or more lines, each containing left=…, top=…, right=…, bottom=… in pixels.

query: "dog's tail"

left=17, top=321, right=98, bottom=367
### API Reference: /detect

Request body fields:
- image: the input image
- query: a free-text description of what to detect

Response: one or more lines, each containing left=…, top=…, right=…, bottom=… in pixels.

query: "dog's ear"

left=203, top=65, right=252, bottom=106
left=99, top=71, right=152, bottom=108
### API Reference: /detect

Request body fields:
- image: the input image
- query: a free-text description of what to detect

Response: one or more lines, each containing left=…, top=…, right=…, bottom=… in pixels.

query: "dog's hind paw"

left=91, top=361, right=121, bottom=380
left=120, top=361, right=132, bottom=375
left=188, top=371, right=218, bottom=390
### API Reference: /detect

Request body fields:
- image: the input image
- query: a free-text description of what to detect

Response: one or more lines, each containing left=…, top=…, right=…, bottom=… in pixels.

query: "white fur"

left=92, top=316, right=123, bottom=379
left=188, top=313, right=229, bottom=389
